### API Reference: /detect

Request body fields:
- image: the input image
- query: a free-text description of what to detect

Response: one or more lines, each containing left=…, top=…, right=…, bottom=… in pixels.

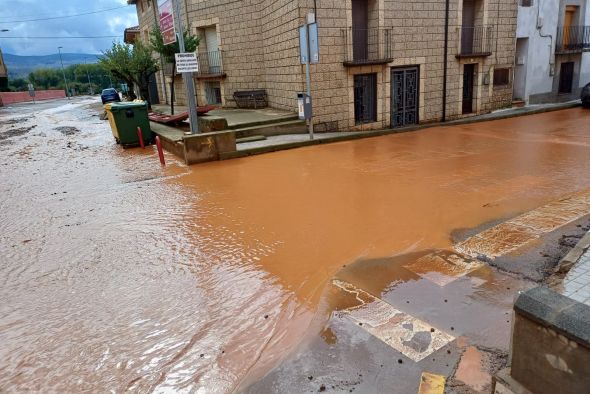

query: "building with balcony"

left=130, top=0, right=517, bottom=131
left=514, top=0, right=590, bottom=104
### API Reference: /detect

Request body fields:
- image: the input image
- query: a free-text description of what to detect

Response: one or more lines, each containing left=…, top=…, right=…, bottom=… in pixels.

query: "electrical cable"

left=0, top=36, right=121, bottom=39
left=0, top=5, right=129, bottom=24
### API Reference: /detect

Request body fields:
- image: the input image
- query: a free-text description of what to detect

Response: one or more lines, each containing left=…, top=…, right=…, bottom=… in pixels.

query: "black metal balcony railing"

left=343, top=28, right=393, bottom=66
left=196, top=50, right=224, bottom=77
left=556, top=26, right=590, bottom=53
left=457, top=26, right=493, bottom=57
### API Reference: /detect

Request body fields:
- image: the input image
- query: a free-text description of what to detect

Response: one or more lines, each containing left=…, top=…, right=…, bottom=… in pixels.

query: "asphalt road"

left=2, top=97, right=590, bottom=393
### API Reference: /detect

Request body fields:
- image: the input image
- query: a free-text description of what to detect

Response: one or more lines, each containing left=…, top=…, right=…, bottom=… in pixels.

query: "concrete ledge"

left=514, top=286, right=590, bottom=347
left=157, top=132, right=185, bottom=159
left=554, top=231, right=590, bottom=275
left=492, top=368, right=532, bottom=394
left=199, top=116, right=228, bottom=133
left=183, top=130, right=236, bottom=165
left=509, top=286, right=590, bottom=394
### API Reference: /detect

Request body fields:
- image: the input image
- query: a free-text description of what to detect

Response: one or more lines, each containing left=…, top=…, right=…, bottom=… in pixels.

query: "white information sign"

left=175, top=52, right=199, bottom=73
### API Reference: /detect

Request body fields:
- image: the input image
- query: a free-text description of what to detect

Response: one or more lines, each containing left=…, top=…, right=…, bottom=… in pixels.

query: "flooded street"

left=2, top=98, right=590, bottom=392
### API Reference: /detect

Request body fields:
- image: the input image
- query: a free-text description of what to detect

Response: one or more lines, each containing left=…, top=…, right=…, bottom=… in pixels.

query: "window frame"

left=493, top=68, right=511, bottom=87
left=353, top=73, right=378, bottom=125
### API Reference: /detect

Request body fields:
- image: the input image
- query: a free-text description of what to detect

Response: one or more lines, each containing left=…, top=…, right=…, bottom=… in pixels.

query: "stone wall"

left=493, top=286, right=590, bottom=394
left=133, top=0, right=518, bottom=130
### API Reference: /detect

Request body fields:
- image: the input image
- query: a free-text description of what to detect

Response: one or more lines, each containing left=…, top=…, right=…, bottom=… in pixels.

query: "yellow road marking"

left=418, top=372, right=446, bottom=394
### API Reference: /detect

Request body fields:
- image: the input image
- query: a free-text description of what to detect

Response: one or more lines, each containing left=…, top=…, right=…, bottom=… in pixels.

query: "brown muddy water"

left=2, top=98, right=590, bottom=392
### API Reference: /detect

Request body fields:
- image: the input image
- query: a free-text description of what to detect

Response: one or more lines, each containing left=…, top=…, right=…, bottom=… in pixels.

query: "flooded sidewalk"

left=2, top=99, right=590, bottom=392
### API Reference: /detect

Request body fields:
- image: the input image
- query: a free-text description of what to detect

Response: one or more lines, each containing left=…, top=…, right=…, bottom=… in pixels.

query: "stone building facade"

left=130, top=0, right=517, bottom=131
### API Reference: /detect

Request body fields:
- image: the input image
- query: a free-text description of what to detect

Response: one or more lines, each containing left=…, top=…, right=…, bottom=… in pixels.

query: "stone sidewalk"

left=560, top=231, right=590, bottom=306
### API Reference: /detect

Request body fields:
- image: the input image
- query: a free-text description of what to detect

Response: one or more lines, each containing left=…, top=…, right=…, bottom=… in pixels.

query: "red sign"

left=159, top=0, right=176, bottom=45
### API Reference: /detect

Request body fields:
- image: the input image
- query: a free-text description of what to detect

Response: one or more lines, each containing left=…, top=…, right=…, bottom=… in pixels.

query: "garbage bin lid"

left=109, top=101, right=147, bottom=111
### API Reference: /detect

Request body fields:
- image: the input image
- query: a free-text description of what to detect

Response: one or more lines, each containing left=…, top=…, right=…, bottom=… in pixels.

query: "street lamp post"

left=57, top=46, right=70, bottom=100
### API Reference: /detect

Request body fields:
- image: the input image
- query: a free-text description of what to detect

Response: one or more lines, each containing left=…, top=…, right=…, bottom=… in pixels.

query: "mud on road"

left=2, top=99, right=590, bottom=393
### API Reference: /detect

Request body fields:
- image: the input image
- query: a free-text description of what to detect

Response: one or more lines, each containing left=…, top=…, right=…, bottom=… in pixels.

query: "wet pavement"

left=2, top=98, right=590, bottom=392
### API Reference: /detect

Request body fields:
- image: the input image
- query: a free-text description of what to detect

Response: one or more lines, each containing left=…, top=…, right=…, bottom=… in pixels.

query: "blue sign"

left=308, top=23, right=319, bottom=64
left=299, top=25, right=308, bottom=64
left=299, top=22, right=319, bottom=64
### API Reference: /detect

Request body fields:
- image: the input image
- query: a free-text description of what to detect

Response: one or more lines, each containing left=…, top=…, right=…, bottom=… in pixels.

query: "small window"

left=519, top=0, right=533, bottom=6
left=493, top=68, right=510, bottom=86
left=354, top=74, right=377, bottom=124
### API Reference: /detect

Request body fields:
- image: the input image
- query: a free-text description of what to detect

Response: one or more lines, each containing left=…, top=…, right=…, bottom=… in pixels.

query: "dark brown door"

left=352, top=0, right=368, bottom=61
left=461, top=0, right=475, bottom=54
left=463, top=64, right=475, bottom=114
left=559, top=62, right=575, bottom=94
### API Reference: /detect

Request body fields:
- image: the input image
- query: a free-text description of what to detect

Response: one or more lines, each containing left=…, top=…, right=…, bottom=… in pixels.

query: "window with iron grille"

left=519, top=0, right=533, bottom=7
left=354, top=73, right=377, bottom=124
left=493, top=68, right=511, bottom=86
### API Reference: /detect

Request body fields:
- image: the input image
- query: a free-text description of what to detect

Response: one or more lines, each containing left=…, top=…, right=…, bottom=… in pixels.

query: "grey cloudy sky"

left=0, top=0, right=138, bottom=55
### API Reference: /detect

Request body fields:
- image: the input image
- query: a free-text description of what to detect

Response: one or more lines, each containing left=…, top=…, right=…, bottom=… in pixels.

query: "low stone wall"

left=0, top=90, right=66, bottom=106
left=183, top=130, right=236, bottom=165
left=493, top=287, right=590, bottom=393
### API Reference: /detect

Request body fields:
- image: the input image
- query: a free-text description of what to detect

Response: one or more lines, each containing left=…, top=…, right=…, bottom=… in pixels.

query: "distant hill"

left=4, top=53, right=101, bottom=79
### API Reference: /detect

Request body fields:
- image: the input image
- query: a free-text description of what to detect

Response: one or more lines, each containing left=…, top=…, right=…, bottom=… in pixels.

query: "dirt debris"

left=0, top=125, right=37, bottom=141
left=55, top=126, right=80, bottom=135
left=0, top=117, right=30, bottom=126
left=446, top=346, right=508, bottom=394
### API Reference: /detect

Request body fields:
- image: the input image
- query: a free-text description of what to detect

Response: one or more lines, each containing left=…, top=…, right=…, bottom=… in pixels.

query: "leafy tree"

left=131, top=41, right=159, bottom=105
left=8, top=78, right=28, bottom=91
left=98, top=42, right=137, bottom=99
left=149, top=26, right=199, bottom=113
left=98, top=41, right=158, bottom=105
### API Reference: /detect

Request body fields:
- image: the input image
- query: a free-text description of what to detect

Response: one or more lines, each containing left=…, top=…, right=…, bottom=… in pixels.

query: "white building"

left=514, top=0, right=590, bottom=104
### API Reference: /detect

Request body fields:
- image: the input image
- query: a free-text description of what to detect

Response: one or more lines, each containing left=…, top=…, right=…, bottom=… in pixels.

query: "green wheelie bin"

left=106, top=101, right=152, bottom=147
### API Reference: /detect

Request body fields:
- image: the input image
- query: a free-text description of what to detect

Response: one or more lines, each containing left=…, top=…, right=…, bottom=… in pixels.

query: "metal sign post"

left=172, top=0, right=199, bottom=134
left=299, top=13, right=319, bottom=140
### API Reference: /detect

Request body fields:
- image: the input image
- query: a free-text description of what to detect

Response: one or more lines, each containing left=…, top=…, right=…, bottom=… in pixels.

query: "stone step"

left=227, top=114, right=300, bottom=130
left=236, top=135, right=267, bottom=144
left=512, top=100, right=526, bottom=108
left=233, top=119, right=307, bottom=139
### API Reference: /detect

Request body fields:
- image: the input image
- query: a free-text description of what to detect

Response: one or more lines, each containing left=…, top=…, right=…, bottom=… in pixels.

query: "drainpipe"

left=442, top=0, right=450, bottom=122
left=537, top=0, right=555, bottom=76
left=151, top=0, right=168, bottom=104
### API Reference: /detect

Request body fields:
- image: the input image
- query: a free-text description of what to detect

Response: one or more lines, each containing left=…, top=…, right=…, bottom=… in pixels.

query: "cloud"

left=0, top=0, right=138, bottom=55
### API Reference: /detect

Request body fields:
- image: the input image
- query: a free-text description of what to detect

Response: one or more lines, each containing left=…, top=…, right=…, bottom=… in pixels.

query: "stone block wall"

left=133, top=0, right=517, bottom=130
left=494, top=286, right=590, bottom=394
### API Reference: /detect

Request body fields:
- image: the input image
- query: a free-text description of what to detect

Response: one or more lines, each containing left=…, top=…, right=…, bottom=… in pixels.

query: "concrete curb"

left=225, top=101, right=582, bottom=160
left=555, top=230, right=590, bottom=275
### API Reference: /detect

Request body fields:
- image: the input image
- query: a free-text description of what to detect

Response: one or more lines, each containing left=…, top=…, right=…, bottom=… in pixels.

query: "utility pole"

left=173, top=0, right=199, bottom=134
left=57, top=46, right=70, bottom=100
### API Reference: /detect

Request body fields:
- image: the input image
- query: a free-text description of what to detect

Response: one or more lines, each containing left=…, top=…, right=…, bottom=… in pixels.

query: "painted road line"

left=333, top=280, right=455, bottom=362
left=455, top=190, right=590, bottom=259
left=455, top=223, right=539, bottom=258
left=403, top=250, right=483, bottom=286
left=418, top=372, right=446, bottom=394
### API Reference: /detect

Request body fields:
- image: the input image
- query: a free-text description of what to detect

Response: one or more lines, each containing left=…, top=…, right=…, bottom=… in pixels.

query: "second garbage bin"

left=104, top=101, right=152, bottom=147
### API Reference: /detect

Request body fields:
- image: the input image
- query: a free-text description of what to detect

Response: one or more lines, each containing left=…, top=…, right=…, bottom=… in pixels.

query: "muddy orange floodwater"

left=2, top=100, right=590, bottom=392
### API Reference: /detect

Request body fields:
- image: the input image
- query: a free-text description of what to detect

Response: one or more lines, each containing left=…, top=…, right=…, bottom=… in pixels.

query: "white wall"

left=516, top=0, right=559, bottom=102
left=580, top=5, right=590, bottom=87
